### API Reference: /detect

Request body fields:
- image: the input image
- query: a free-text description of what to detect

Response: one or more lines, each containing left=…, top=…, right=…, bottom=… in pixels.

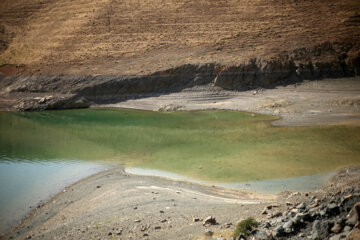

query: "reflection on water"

left=0, top=159, right=106, bottom=233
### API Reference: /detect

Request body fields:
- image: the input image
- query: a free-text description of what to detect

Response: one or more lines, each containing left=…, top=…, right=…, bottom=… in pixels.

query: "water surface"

left=0, top=159, right=106, bottom=233
left=0, top=108, right=359, bottom=233
left=1, top=109, right=359, bottom=182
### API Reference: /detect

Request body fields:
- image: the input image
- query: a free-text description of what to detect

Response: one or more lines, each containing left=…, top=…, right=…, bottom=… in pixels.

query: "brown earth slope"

left=0, top=0, right=359, bottom=111
left=0, top=0, right=360, bottom=75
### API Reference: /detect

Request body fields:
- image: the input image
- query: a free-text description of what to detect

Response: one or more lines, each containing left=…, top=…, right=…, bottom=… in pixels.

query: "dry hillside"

left=0, top=0, right=359, bottom=76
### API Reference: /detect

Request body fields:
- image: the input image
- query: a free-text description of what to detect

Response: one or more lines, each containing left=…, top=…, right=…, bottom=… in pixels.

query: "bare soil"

left=0, top=0, right=359, bottom=75
left=103, top=77, right=360, bottom=126
left=2, top=166, right=359, bottom=240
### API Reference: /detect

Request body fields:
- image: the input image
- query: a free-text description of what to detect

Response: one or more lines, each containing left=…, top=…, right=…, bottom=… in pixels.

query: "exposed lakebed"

left=0, top=108, right=359, bottom=233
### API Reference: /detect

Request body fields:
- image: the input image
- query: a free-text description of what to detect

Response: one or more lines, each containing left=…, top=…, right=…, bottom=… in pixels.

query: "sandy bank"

left=101, top=77, right=360, bottom=127
left=3, top=165, right=360, bottom=240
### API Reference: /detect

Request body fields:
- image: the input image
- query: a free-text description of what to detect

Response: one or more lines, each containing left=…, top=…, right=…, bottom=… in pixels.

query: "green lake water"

left=1, top=108, right=360, bottom=233
left=1, top=108, right=360, bottom=182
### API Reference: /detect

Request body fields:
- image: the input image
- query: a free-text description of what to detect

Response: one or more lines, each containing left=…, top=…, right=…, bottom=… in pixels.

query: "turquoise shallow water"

left=0, top=159, right=106, bottom=234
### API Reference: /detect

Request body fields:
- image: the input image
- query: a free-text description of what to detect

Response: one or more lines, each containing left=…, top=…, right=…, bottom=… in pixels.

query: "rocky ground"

left=241, top=166, right=360, bottom=240
left=0, top=166, right=358, bottom=240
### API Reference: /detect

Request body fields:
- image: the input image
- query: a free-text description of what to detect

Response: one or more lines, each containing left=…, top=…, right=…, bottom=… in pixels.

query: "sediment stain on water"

left=0, top=108, right=359, bottom=182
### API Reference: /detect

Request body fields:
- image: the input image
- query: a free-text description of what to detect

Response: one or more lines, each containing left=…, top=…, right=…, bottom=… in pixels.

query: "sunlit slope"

left=0, top=0, right=359, bottom=75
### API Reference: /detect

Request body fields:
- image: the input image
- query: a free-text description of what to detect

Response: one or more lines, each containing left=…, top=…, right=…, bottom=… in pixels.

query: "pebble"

left=331, top=223, right=342, bottom=233
left=203, top=216, right=217, bottom=226
left=205, top=230, right=214, bottom=236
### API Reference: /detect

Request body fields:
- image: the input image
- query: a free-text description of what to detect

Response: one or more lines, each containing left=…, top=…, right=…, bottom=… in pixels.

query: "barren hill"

left=1, top=0, right=360, bottom=75
left=0, top=0, right=359, bottom=110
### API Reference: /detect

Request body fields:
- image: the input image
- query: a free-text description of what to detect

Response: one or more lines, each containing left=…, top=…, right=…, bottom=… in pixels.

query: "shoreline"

left=1, top=77, right=359, bottom=238
left=2, top=163, right=359, bottom=240
left=125, top=167, right=337, bottom=194
left=99, top=77, right=360, bottom=127
left=0, top=162, right=109, bottom=236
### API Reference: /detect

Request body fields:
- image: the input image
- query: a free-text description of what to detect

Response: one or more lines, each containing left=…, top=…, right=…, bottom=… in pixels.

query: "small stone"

left=291, top=208, right=299, bottom=214
left=154, top=226, right=161, bottom=230
left=331, top=223, right=342, bottom=233
left=143, top=233, right=149, bottom=237
left=292, top=213, right=303, bottom=225
left=344, top=194, right=353, bottom=200
left=309, top=202, right=319, bottom=208
left=262, top=210, right=268, bottom=215
left=286, top=202, right=293, bottom=206
left=221, top=223, right=232, bottom=229
left=134, top=219, right=141, bottom=223
left=193, top=218, right=200, bottom=222
left=108, top=232, right=112, bottom=236
left=346, top=215, right=357, bottom=226
left=238, top=233, right=246, bottom=240
left=159, top=210, right=164, bottom=213
left=254, top=230, right=268, bottom=239
left=272, top=211, right=282, bottom=218
left=274, top=225, right=284, bottom=237
left=296, top=202, right=306, bottom=210
left=283, top=221, right=293, bottom=233
left=327, top=203, right=340, bottom=216
left=204, top=230, right=213, bottom=236
left=203, top=216, right=217, bottom=226
left=96, top=185, right=101, bottom=188
left=343, top=226, right=351, bottom=232
left=133, top=206, right=138, bottom=210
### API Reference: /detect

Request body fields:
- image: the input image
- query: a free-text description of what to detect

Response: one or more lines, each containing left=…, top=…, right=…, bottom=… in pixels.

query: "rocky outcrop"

left=234, top=187, right=360, bottom=240
left=214, top=41, right=360, bottom=90
left=1, top=41, right=359, bottom=111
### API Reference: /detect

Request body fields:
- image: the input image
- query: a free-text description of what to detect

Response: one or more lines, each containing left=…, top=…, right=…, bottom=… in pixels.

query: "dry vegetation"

left=0, top=0, right=359, bottom=75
